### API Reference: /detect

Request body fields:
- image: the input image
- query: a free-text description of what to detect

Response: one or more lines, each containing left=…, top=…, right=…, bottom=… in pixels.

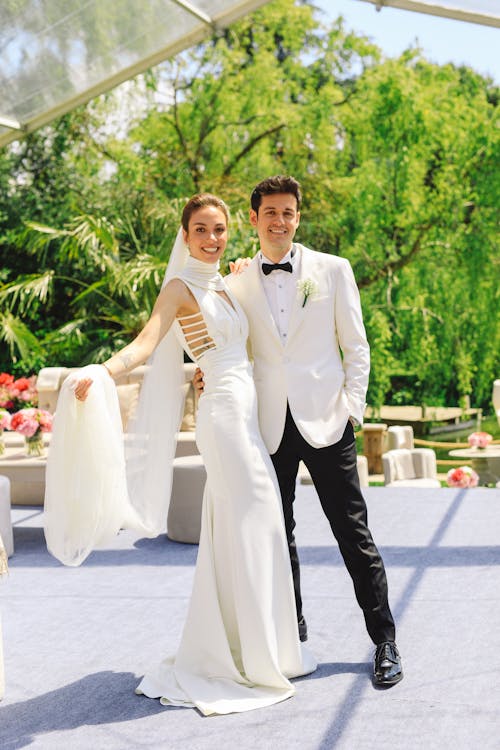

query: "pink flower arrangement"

left=447, top=466, right=479, bottom=488
left=0, top=372, right=38, bottom=411
left=0, top=409, right=11, bottom=430
left=10, top=408, right=53, bottom=439
left=467, top=431, right=493, bottom=449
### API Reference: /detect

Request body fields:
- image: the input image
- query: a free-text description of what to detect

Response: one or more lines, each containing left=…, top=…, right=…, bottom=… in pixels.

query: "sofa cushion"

left=116, top=383, right=140, bottom=431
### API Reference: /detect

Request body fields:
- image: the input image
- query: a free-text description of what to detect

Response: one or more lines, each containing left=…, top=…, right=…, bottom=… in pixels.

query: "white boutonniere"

left=297, top=278, right=318, bottom=307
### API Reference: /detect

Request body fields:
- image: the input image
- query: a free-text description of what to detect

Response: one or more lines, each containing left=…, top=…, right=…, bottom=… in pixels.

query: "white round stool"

left=167, top=455, right=206, bottom=544
left=0, top=609, right=4, bottom=700
left=175, top=431, right=199, bottom=458
left=0, top=476, right=13, bottom=557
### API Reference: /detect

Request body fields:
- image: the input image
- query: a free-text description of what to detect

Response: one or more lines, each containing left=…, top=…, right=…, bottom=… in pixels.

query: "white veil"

left=44, top=229, right=191, bottom=566
left=124, top=227, right=189, bottom=532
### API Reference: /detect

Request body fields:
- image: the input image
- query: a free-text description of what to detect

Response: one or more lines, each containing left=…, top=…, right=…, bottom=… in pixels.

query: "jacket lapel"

left=235, top=258, right=282, bottom=346
left=286, top=245, right=317, bottom=346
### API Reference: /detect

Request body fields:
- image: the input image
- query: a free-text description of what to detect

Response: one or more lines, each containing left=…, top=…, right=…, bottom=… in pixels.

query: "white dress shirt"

left=259, top=246, right=299, bottom=345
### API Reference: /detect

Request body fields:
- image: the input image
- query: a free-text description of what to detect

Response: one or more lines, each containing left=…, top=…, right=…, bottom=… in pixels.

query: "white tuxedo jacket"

left=227, top=244, right=370, bottom=454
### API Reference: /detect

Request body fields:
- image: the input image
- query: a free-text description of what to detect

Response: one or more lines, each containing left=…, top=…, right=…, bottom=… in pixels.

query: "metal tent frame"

left=1, top=0, right=498, bottom=148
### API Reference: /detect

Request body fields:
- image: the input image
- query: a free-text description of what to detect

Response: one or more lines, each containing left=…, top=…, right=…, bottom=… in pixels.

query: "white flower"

left=297, top=278, right=318, bottom=307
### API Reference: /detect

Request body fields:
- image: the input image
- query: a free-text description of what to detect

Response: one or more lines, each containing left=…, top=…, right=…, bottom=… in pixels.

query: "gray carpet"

left=1, top=485, right=499, bottom=750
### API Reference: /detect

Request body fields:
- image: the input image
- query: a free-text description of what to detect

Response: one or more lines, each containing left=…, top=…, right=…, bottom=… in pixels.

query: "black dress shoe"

left=373, top=641, right=403, bottom=686
left=298, top=616, right=308, bottom=642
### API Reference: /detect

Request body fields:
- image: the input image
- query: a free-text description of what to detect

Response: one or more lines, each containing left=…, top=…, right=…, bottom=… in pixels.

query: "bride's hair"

left=181, top=193, right=230, bottom=231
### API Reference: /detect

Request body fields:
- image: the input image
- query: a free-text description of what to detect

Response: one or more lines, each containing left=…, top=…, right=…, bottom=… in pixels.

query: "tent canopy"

left=0, top=0, right=270, bottom=147
left=1, top=0, right=498, bottom=149
left=360, top=0, right=500, bottom=28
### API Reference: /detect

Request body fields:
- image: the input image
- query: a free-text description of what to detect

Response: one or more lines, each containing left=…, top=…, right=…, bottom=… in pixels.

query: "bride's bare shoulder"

left=161, top=277, right=191, bottom=301
left=160, top=278, right=198, bottom=317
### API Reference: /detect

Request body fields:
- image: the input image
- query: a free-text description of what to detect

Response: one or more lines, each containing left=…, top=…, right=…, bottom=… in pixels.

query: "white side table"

left=0, top=446, right=46, bottom=506
left=448, top=447, right=500, bottom=486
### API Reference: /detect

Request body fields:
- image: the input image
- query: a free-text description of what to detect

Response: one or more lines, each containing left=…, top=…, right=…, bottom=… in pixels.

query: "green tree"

left=1, top=0, right=498, bottom=412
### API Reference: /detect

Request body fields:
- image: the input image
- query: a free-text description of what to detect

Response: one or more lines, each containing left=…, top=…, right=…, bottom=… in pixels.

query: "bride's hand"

left=73, top=377, right=93, bottom=402
left=193, top=367, right=204, bottom=394
left=229, top=257, right=251, bottom=275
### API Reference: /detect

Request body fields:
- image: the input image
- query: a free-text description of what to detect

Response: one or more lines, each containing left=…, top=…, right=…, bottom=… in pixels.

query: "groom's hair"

left=250, top=175, right=302, bottom=213
left=182, top=193, right=230, bottom=231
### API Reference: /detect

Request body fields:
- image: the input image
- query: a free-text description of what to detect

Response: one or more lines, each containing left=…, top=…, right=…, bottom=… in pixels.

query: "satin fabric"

left=136, top=276, right=316, bottom=714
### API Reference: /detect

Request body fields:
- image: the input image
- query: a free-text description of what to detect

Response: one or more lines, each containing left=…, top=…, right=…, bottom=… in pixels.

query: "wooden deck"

left=364, top=405, right=481, bottom=435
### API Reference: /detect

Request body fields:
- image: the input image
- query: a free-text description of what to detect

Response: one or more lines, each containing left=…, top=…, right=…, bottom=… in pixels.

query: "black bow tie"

left=262, top=261, right=293, bottom=275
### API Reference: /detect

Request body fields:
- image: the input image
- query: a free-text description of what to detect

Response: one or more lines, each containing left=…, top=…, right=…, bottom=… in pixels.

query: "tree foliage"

left=0, top=0, right=498, bottom=410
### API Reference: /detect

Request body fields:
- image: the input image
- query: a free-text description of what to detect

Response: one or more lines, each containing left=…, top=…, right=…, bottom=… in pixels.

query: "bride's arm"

left=74, top=279, right=189, bottom=400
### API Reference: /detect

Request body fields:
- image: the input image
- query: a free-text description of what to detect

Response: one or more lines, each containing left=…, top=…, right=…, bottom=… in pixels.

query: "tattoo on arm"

left=118, top=352, right=135, bottom=369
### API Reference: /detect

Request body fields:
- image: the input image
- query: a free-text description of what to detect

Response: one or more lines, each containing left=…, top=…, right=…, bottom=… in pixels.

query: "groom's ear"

left=249, top=209, right=258, bottom=227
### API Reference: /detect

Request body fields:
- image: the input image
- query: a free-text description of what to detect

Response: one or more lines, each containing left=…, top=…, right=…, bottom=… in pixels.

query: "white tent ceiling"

left=1, top=0, right=498, bottom=149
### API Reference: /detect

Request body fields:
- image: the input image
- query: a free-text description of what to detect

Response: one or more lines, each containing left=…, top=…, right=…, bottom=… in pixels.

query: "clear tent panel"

left=0, top=0, right=270, bottom=145
left=0, top=0, right=498, bottom=147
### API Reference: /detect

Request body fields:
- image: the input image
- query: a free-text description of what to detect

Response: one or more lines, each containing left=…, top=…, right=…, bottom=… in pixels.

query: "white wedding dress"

left=135, top=273, right=316, bottom=714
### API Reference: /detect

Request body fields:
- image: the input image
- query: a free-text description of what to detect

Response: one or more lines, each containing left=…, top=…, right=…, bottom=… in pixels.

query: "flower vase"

left=0, top=430, right=4, bottom=456
left=25, top=434, right=44, bottom=457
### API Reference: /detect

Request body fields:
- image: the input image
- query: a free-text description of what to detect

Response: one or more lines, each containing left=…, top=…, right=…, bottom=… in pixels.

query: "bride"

left=44, top=193, right=316, bottom=716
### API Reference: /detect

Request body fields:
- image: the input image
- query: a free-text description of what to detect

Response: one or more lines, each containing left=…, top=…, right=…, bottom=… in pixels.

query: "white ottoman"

left=0, top=529, right=6, bottom=701
left=175, top=431, right=199, bottom=458
left=167, top=455, right=206, bottom=544
left=356, top=455, right=369, bottom=488
left=0, top=613, right=4, bottom=700
left=0, top=477, right=13, bottom=557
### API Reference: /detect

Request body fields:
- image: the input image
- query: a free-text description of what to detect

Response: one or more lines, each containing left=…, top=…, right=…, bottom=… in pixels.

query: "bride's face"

left=184, top=205, right=228, bottom=264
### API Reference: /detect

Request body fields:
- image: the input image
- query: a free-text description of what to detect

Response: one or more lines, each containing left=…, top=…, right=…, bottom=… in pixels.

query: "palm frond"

left=0, top=312, right=41, bottom=361
left=25, top=215, right=120, bottom=270
left=70, top=278, right=132, bottom=313
left=0, top=271, right=54, bottom=313
left=44, top=318, right=87, bottom=345
left=114, top=254, right=166, bottom=294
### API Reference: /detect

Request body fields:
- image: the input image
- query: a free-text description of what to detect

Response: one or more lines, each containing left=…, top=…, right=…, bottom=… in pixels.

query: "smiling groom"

left=224, top=175, right=403, bottom=686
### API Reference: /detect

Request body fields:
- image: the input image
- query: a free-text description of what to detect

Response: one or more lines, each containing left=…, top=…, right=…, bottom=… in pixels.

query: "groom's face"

left=250, top=193, right=300, bottom=262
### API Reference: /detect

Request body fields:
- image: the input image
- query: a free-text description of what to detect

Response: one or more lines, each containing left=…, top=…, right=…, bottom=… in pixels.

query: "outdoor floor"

left=1, top=484, right=499, bottom=750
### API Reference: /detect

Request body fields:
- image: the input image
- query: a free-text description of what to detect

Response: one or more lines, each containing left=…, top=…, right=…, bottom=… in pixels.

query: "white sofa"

left=37, top=364, right=199, bottom=440
left=0, top=365, right=200, bottom=506
left=382, top=448, right=441, bottom=488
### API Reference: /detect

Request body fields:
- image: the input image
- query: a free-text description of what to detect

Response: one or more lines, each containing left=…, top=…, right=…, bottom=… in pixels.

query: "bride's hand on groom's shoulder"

left=229, top=257, right=252, bottom=275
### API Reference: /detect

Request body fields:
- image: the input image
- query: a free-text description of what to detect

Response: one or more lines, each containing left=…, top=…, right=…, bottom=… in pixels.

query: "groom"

left=196, top=175, right=402, bottom=686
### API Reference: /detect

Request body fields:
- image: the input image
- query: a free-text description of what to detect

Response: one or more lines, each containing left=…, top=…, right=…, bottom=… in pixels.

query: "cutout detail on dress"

left=177, top=311, right=216, bottom=359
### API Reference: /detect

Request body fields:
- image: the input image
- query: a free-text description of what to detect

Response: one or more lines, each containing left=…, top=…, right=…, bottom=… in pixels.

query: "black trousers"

left=270, top=405, right=395, bottom=645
